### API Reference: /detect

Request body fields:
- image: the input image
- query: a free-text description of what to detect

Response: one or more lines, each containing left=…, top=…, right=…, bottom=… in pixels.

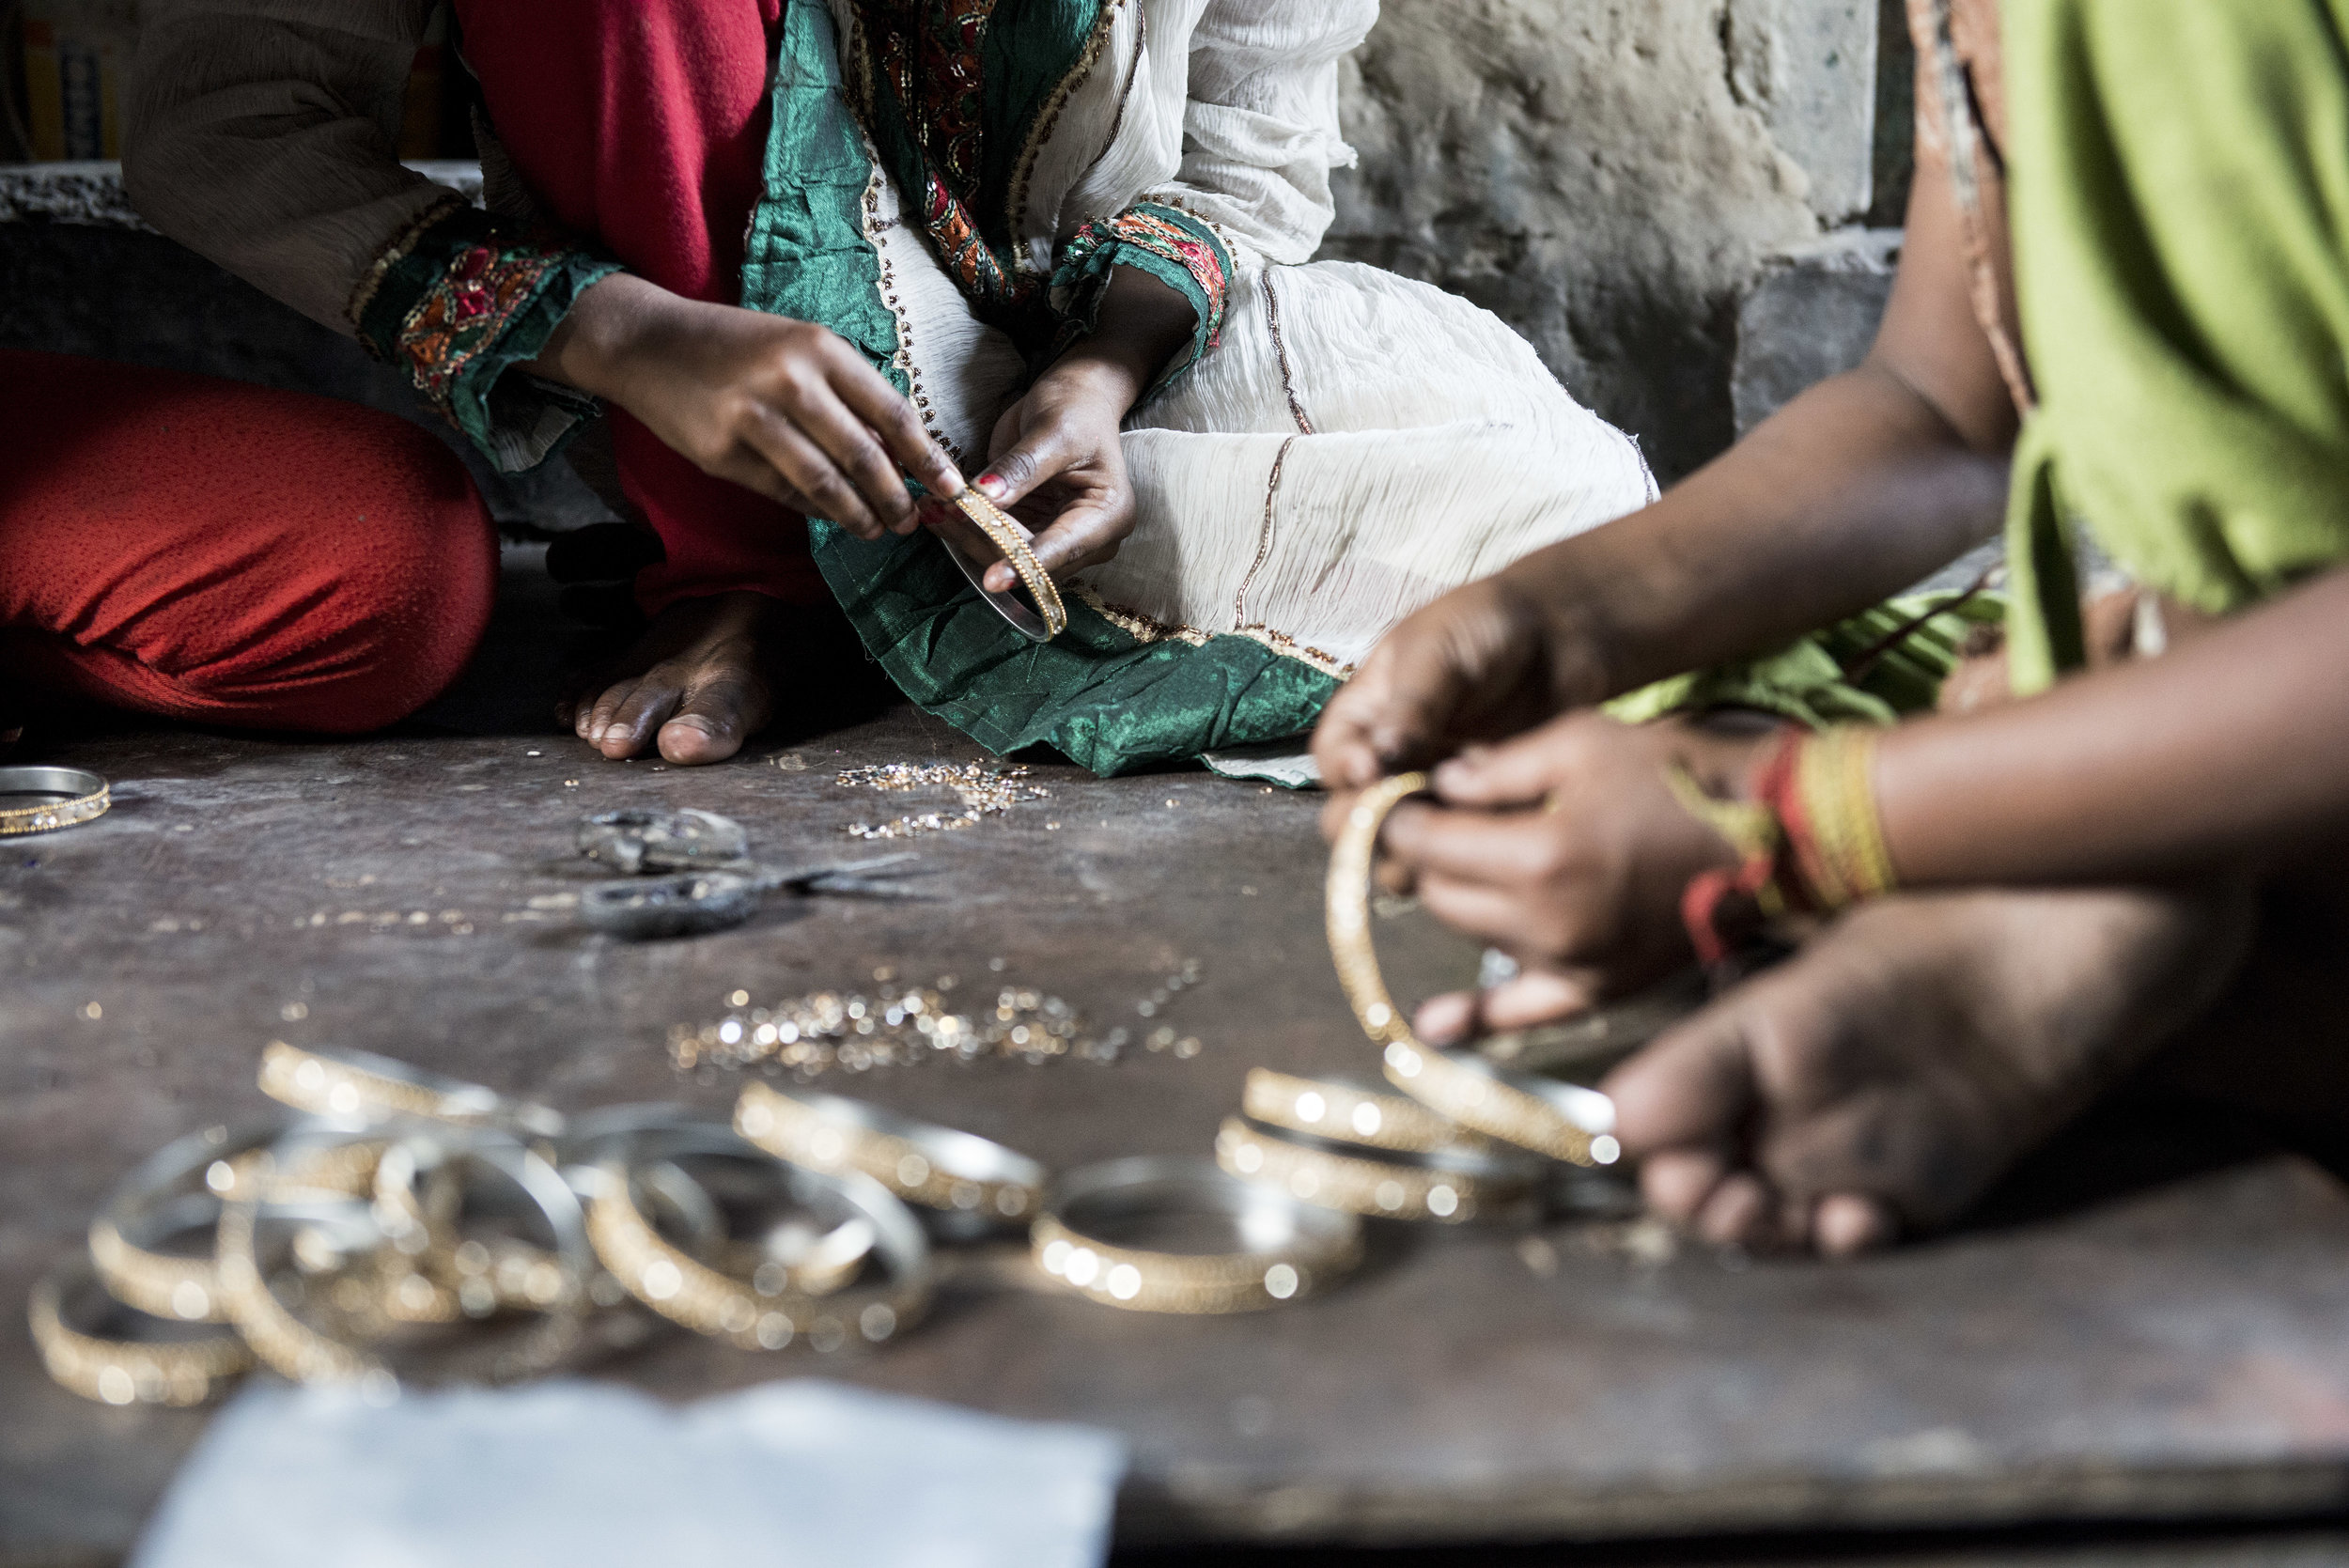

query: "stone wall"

left=1326, top=0, right=1903, bottom=479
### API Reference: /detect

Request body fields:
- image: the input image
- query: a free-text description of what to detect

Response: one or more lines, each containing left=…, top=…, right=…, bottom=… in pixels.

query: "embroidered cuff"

left=350, top=198, right=624, bottom=474
left=1050, top=202, right=1233, bottom=387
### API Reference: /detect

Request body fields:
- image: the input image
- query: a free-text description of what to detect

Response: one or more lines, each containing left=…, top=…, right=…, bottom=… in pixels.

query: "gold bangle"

left=211, top=1198, right=387, bottom=1386
left=1325, top=772, right=1432, bottom=1048
left=0, top=766, right=109, bottom=836
left=364, top=1140, right=572, bottom=1322
left=1325, top=770, right=1623, bottom=1169
left=946, top=489, right=1068, bottom=641
left=1239, top=1067, right=1480, bottom=1156
left=1379, top=1044, right=1621, bottom=1168
left=579, top=1126, right=931, bottom=1353
left=1032, top=1157, right=1362, bottom=1313
left=258, top=1041, right=566, bottom=1139
left=87, top=1122, right=293, bottom=1325
left=734, top=1081, right=1045, bottom=1221
left=87, top=1123, right=392, bottom=1327
left=1214, top=1117, right=1534, bottom=1223
left=29, top=1254, right=254, bottom=1407
left=216, top=1141, right=590, bottom=1389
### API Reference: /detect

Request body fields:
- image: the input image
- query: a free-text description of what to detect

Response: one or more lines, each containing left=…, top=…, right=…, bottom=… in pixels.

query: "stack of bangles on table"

left=36, top=1032, right=1404, bottom=1404
left=1661, top=723, right=1897, bottom=965
left=1154, top=770, right=1641, bottom=1250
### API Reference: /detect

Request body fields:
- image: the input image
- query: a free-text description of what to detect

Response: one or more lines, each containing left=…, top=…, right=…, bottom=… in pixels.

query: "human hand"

left=1343, top=712, right=1758, bottom=1007
left=1310, top=577, right=1613, bottom=793
left=534, top=274, right=963, bottom=537
left=934, top=358, right=1138, bottom=594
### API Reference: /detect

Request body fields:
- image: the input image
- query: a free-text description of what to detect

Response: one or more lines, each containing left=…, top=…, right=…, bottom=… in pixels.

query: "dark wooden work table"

left=6, top=694, right=2349, bottom=1564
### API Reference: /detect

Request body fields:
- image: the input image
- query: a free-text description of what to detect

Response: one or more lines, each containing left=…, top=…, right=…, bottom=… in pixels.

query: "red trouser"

left=0, top=350, right=495, bottom=732
left=456, top=0, right=828, bottom=613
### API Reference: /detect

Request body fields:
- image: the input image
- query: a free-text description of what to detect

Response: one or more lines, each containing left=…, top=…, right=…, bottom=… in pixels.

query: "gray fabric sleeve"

left=123, top=0, right=451, bottom=334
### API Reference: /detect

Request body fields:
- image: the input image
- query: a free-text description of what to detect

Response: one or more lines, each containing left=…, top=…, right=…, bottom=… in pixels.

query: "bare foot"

left=557, top=591, right=780, bottom=765
left=1610, top=885, right=2255, bottom=1254
left=1422, top=883, right=2255, bottom=1255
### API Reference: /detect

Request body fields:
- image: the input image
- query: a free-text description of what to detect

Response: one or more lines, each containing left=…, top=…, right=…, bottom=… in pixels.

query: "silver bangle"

left=216, top=1138, right=591, bottom=1390
left=258, top=1040, right=566, bottom=1140
left=576, top=1121, right=932, bottom=1352
left=1382, top=1043, right=1623, bottom=1169
left=1215, top=1115, right=1538, bottom=1224
left=1033, top=1157, right=1362, bottom=1313
left=0, top=765, right=109, bottom=836
left=734, top=1082, right=1045, bottom=1222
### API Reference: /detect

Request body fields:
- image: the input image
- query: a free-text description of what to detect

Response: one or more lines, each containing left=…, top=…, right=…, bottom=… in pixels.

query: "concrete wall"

left=1325, top=0, right=1896, bottom=479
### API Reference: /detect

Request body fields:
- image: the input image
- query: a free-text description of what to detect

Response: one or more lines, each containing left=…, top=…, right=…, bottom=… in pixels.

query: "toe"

left=1604, top=1000, right=1761, bottom=1158
left=1814, top=1193, right=1896, bottom=1257
left=655, top=668, right=769, bottom=767
left=600, top=678, right=685, bottom=759
left=580, top=679, right=635, bottom=744
left=1696, top=1172, right=1777, bottom=1250
left=657, top=711, right=743, bottom=766
left=1640, top=1147, right=1730, bottom=1225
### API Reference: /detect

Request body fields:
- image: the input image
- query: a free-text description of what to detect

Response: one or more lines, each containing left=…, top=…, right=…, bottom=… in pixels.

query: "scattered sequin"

left=835, top=762, right=1050, bottom=840
left=672, top=958, right=1203, bottom=1080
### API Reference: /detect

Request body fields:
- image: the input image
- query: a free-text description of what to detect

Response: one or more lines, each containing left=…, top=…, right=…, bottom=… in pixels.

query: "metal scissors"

left=574, top=808, right=926, bottom=939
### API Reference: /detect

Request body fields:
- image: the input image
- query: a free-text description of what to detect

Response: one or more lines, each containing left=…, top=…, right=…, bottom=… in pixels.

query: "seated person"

left=125, top=0, right=1656, bottom=773
left=1316, top=0, right=2349, bottom=1254
left=0, top=352, right=492, bottom=742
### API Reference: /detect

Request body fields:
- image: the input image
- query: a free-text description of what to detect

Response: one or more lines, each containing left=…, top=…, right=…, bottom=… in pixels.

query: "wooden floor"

left=5, top=557, right=2349, bottom=1566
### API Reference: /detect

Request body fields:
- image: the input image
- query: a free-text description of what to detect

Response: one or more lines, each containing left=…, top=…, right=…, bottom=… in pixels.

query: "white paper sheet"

left=132, top=1378, right=1126, bottom=1568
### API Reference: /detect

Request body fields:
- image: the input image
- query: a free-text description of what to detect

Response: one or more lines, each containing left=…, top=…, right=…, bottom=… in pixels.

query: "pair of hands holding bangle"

left=529, top=270, right=1198, bottom=595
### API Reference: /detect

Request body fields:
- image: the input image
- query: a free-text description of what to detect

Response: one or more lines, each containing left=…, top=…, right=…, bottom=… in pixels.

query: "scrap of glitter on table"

left=672, top=960, right=1205, bottom=1079
left=835, top=763, right=1050, bottom=840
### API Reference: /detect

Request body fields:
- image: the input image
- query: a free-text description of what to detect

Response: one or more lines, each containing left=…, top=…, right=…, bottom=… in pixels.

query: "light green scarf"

left=2002, top=0, right=2349, bottom=691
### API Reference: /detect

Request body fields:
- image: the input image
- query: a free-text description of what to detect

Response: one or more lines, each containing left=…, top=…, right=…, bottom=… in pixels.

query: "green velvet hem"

left=809, top=517, right=1339, bottom=774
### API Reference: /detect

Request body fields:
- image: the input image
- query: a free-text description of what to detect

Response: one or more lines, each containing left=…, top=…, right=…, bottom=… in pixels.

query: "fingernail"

left=939, top=465, right=967, bottom=496
left=976, top=474, right=1003, bottom=499
left=1434, top=758, right=1473, bottom=791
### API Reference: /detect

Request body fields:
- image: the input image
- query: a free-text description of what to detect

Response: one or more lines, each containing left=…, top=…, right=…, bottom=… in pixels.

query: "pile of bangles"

left=31, top=768, right=1639, bottom=1406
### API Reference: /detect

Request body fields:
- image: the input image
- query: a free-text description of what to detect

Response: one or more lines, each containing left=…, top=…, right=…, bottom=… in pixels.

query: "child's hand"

left=953, top=359, right=1139, bottom=590
left=1312, top=576, right=1610, bottom=791
left=1342, top=712, right=1758, bottom=1004
left=532, top=275, right=962, bottom=536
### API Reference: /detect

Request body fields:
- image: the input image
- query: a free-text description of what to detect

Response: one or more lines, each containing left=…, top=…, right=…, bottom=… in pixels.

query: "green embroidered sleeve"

left=1050, top=202, right=1234, bottom=386
left=1604, top=590, right=2006, bottom=731
left=349, top=196, right=624, bottom=474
